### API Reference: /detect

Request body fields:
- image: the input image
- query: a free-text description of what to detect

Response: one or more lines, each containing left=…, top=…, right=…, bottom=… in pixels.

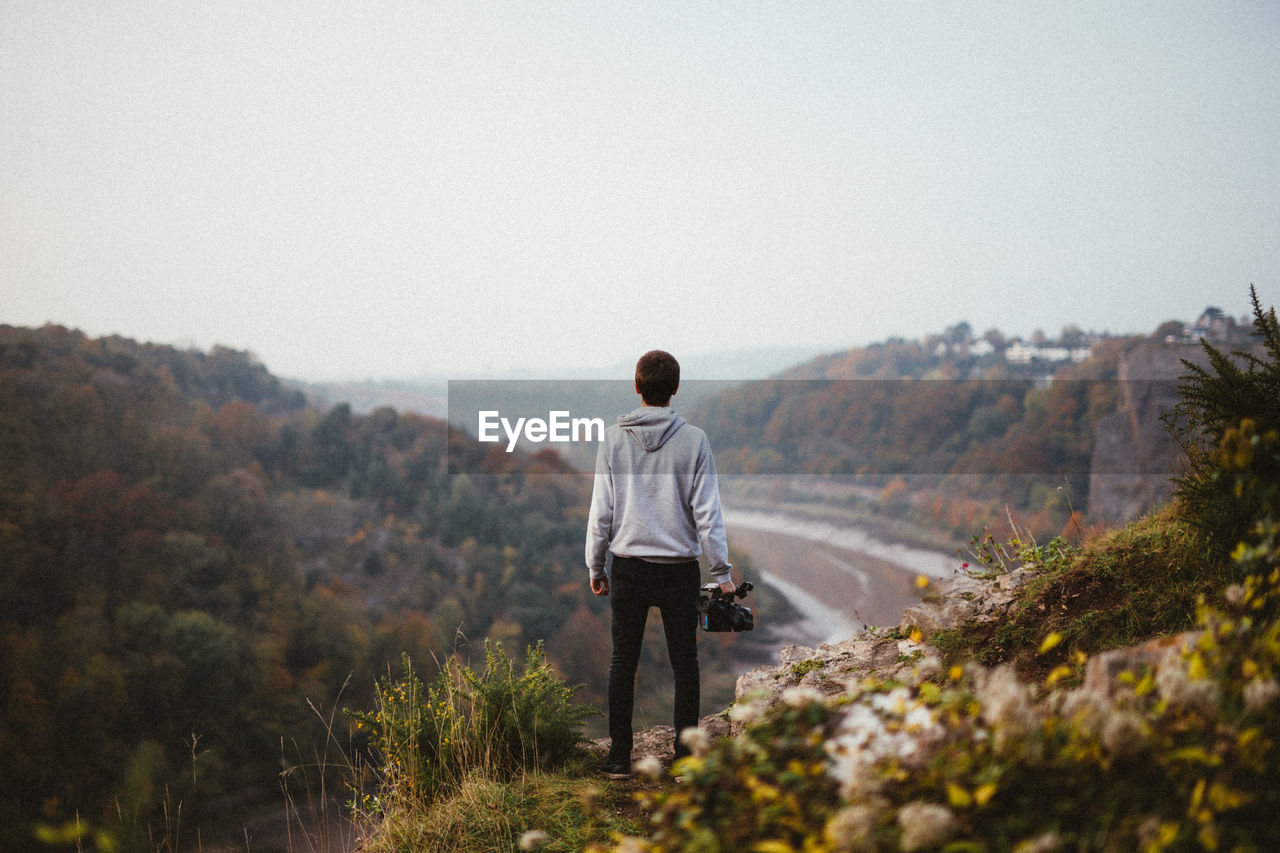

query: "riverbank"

left=723, top=505, right=964, bottom=649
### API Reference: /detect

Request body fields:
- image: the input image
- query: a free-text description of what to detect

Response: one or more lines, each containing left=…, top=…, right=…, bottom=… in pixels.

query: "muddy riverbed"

left=723, top=508, right=962, bottom=648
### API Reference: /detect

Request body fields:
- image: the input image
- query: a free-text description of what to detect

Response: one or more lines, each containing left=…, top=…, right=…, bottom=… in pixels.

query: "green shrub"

left=1170, top=285, right=1280, bottom=557
left=347, top=641, right=596, bottom=806
left=965, top=527, right=1076, bottom=577
left=461, top=640, right=596, bottom=776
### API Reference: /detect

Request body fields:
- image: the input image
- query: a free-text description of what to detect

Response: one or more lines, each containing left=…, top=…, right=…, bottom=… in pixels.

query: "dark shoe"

left=600, top=761, right=633, bottom=780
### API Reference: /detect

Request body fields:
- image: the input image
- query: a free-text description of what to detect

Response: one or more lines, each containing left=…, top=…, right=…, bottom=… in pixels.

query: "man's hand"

left=718, top=580, right=736, bottom=596
left=591, top=576, right=610, bottom=597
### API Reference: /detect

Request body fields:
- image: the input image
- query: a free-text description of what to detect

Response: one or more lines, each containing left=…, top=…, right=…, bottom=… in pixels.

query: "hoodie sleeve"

left=689, top=433, right=733, bottom=585
left=585, top=438, right=614, bottom=580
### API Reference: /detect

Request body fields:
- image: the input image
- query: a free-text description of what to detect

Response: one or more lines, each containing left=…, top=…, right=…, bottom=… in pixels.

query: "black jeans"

left=607, top=556, right=701, bottom=764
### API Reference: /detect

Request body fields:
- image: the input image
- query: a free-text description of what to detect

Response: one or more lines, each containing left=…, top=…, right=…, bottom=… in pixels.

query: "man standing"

left=586, top=350, right=735, bottom=779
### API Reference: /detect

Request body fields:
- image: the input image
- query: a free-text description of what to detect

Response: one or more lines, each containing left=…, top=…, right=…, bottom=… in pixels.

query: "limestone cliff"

left=1087, top=342, right=1203, bottom=523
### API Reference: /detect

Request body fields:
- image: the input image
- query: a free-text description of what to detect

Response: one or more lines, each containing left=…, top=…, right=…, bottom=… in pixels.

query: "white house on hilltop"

left=1004, top=342, right=1092, bottom=365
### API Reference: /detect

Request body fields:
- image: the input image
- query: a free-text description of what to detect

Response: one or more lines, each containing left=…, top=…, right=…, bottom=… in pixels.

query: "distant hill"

left=296, top=346, right=828, bottom=419
left=685, top=315, right=1247, bottom=538
left=303, top=377, right=449, bottom=416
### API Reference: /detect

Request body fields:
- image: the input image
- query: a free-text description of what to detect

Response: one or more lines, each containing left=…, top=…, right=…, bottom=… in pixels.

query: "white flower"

left=825, top=692, right=946, bottom=800
left=825, top=705, right=890, bottom=800
left=897, top=801, right=955, bottom=852
left=825, top=804, right=880, bottom=853
left=1014, top=831, right=1064, bottom=852
left=903, top=702, right=936, bottom=733
left=1244, top=677, right=1280, bottom=712
left=1155, top=653, right=1219, bottom=715
left=870, top=686, right=912, bottom=717
left=976, top=665, right=1036, bottom=749
left=679, top=726, right=710, bottom=755
left=1057, top=687, right=1108, bottom=732
left=911, top=656, right=942, bottom=684
left=634, top=755, right=664, bottom=780
left=1225, top=584, right=1245, bottom=606
left=729, top=699, right=764, bottom=726
left=1101, top=711, right=1146, bottom=758
left=781, top=685, right=824, bottom=707
left=517, top=829, right=549, bottom=850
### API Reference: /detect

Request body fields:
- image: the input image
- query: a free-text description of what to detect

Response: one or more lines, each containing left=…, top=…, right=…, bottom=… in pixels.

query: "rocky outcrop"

left=730, top=569, right=1030, bottom=722
left=597, top=562, right=1196, bottom=770
left=733, top=634, right=918, bottom=711
left=1087, top=342, right=1202, bottom=524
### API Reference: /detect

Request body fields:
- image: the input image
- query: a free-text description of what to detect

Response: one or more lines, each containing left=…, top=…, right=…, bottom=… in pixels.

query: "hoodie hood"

left=617, top=406, right=686, bottom=452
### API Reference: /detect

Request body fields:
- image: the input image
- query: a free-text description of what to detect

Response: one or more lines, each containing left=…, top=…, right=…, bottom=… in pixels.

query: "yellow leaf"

left=1207, top=782, right=1248, bottom=811
left=1189, top=778, right=1207, bottom=812
left=1134, top=671, right=1156, bottom=697
left=949, top=665, right=964, bottom=681
left=1045, top=666, right=1074, bottom=687
left=1188, top=653, right=1209, bottom=681
left=35, top=821, right=90, bottom=845
left=677, top=756, right=704, bottom=774
left=752, top=841, right=795, bottom=853
left=946, top=782, right=973, bottom=809
left=973, top=783, right=998, bottom=807
left=1172, top=748, right=1220, bottom=767
left=909, top=628, right=923, bottom=644
left=915, top=574, right=930, bottom=588
left=1038, top=632, right=1063, bottom=655
left=749, top=780, right=782, bottom=804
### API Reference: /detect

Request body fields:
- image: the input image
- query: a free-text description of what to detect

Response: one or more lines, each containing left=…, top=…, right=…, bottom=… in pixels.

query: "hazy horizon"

left=5, top=2, right=1277, bottom=381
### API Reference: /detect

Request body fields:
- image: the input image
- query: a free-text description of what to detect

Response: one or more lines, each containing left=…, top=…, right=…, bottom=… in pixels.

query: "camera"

left=697, top=580, right=755, bottom=632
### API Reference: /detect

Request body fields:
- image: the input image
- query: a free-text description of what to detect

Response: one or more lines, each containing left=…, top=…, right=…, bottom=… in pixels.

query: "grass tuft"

left=345, top=640, right=646, bottom=852
left=935, top=502, right=1221, bottom=676
left=356, top=764, right=643, bottom=853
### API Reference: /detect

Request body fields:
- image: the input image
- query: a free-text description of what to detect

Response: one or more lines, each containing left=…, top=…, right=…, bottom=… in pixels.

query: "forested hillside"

left=0, top=325, right=600, bottom=848
left=693, top=332, right=1182, bottom=540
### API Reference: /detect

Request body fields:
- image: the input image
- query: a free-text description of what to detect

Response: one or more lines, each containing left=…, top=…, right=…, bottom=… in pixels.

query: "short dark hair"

left=635, top=350, right=680, bottom=406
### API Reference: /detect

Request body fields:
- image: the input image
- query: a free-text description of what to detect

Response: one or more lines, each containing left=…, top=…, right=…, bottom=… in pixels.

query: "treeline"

left=693, top=336, right=1135, bottom=539
left=0, top=325, right=598, bottom=848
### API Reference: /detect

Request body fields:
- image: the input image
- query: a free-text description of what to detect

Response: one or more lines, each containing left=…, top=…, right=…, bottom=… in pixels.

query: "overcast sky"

left=3, top=2, right=1278, bottom=381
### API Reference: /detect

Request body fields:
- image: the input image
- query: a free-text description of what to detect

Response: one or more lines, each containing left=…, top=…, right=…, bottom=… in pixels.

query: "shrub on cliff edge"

left=1170, top=285, right=1280, bottom=558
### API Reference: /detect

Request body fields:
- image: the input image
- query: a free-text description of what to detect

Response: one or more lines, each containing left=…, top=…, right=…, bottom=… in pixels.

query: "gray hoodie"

left=585, top=406, right=732, bottom=584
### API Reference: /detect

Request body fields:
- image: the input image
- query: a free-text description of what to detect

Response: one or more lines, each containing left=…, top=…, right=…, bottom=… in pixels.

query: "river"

left=722, top=508, right=961, bottom=648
